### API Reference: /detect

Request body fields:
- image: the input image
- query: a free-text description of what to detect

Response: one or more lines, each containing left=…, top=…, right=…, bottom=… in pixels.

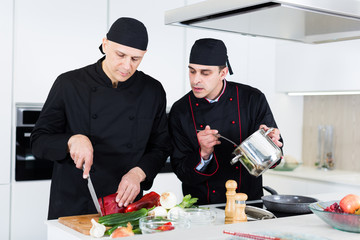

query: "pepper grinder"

left=225, top=180, right=237, bottom=224
left=234, top=193, right=248, bottom=223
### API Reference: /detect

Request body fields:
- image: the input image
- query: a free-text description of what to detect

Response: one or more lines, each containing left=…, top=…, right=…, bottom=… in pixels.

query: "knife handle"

left=82, top=164, right=89, bottom=179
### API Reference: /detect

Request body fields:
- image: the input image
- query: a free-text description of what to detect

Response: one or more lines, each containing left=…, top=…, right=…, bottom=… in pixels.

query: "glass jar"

left=316, top=125, right=335, bottom=170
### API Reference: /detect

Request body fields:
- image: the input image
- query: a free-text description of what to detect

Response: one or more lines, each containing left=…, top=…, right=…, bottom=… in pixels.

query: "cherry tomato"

left=339, top=194, right=360, bottom=214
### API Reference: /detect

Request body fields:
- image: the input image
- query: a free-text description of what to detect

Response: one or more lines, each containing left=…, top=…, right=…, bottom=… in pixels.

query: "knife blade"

left=84, top=169, right=103, bottom=216
left=87, top=175, right=102, bottom=216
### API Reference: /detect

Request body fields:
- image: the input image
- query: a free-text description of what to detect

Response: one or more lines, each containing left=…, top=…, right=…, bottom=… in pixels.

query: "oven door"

left=15, top=126, right=53, bottom=181
left=15, top=104, right=54, bottom=181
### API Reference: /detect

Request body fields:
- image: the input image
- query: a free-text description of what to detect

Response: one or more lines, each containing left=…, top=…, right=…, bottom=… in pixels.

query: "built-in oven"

left=15, top=103, right=53, bottom=181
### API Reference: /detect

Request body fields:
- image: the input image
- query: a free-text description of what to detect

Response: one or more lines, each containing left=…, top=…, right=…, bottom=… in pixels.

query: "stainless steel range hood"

left=165, top=0, right=360, bottom=44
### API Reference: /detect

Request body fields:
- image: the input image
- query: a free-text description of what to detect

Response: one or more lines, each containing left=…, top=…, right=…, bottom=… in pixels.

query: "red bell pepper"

left=124, top=191, right=160, bottom=213
left=98, top=193, right=126, bottom=216
left=155, top=222, right=174, bottom=231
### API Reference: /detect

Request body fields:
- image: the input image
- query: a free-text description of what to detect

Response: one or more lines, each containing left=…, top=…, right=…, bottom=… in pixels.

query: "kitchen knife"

left=83, top=166, right=103, bottom=216
left=86, top=174, right=102, bottom=216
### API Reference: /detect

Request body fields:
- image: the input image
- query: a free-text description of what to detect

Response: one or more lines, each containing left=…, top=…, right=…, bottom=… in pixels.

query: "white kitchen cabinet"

left=0, top=0, right=13, bottom=185
left=263, top=167, right=360, bottom=196
left=108, top=0, right=186, bottom=107
left=0, top=185, right=10, bottom=240
left=11, top=180, right=51, bottom=240
left=13, top=0, right=107, bottom=103
left=275, top=39, right=360, bottom=93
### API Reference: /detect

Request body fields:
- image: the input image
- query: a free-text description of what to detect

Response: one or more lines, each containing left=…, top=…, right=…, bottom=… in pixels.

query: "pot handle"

left=230, top=155, right=242, bottom=165
left=264, top=127, right=274, bottom=136
left=263, top=185, right=278, bottom=195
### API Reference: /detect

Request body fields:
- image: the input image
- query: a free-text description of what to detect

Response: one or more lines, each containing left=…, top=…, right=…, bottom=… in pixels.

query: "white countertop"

left=46, top=192, right=360, bottom=240
left=265, top=166, right=360, bottom=187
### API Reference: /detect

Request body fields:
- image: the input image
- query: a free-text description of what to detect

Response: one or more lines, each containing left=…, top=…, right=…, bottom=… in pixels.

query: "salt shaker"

left=234, top=193, right=248, bottom=223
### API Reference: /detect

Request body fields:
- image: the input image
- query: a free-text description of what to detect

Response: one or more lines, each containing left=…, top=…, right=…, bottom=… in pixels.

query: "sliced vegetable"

left=89, top=219, right=106, bottom=238
left=98, top=193, right=126, bottom=216
left=160, top=192, right=177, bottom=209
left=124, top=191, right=160, bottom=213
left=178, top=194, right=198, bottom=208
left=98, top=208, right=148, bottom=226
left=155, top=222, right=174, bottom=232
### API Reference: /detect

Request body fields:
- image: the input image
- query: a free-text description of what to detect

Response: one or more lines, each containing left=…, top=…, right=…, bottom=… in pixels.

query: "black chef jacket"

left=31, top=57, right=171, bottom=219
left=168, top=80, right=282, bottom=205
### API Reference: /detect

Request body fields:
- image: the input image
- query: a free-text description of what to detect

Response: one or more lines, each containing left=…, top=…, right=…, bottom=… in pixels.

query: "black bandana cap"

left=99, top=17, right=148, bottom=54
left=189, top=38, right=233, bottom=75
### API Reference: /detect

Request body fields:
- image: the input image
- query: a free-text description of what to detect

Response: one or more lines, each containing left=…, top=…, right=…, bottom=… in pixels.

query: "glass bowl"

left=309, top=201, right=360, bottom=233
left=139, top=216, right=190, bottom=234
left=169, top=208, right=217, bottom=226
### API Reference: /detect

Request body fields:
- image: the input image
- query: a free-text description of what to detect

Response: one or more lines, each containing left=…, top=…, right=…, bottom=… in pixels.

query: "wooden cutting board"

left=58, top=214, right=109, bottom=235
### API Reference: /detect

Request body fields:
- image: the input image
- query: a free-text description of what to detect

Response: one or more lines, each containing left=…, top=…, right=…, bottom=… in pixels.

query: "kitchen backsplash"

left=302, top=95, right=360, bottom=172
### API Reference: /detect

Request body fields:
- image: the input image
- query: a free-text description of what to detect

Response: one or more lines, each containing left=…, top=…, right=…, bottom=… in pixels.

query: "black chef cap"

left=99, top=17, right=148, bottom=54
left=189, top=38, right=233, bottom=75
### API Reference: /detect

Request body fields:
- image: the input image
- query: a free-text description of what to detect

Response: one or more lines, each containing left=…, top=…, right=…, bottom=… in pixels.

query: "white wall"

left=0, top=0, right=13, bottom=185
left=0, top=185, right=10, bottom=240
left=13, top=0, right=107, bottom=103
left=0, top=0, right=13, bottom=239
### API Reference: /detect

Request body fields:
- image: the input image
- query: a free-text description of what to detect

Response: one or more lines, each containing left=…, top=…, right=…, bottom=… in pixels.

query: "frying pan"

left=260, top=186, right=318, bottom=214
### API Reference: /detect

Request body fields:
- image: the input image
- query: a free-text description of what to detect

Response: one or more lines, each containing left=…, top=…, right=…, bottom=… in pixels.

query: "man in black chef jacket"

left=31, top=17, right=171, bottom=219
left=168, top=38, right=283, bottom=205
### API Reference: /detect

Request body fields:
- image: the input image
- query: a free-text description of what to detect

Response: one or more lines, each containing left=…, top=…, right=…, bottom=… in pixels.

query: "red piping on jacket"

left=206, top=180, right=210, bottom=203
left=188, top=94, right=219, bottom=177
left=236, top=85, right=242, bottom=190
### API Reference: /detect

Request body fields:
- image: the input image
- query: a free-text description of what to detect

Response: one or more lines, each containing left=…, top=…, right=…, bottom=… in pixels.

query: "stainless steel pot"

left=230, top=128, right=282, bottom=177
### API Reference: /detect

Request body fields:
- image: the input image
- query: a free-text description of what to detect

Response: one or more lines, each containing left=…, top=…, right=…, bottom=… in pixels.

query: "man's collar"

left=206, top=79, right=227, bottom=103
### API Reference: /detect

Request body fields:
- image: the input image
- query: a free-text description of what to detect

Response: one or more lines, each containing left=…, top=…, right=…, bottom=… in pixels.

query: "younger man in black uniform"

left=168, top=38, right=283, bottom=205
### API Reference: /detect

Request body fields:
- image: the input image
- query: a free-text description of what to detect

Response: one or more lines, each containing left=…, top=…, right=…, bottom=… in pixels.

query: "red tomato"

left=155, top=222, right=175, bottom=231
left=339, top=194, right=360, bottom=214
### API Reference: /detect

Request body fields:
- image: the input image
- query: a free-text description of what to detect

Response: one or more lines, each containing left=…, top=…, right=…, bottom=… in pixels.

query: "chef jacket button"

left=92, top=114, right=98, bottom=119
left=129, top=116, right=135, bottom=120
left=229, top=98, right=233, bottom=101
left=127, top=143, right=133, bottom=148
left=236, top=166, right=239, bottom=169
left=231, top=121, right=235, bottom=124
left=212, top=190, right=216, bottom=193
left=200, top=124, right=203, bottom=128
left=196, top=103, right=199, bottom=106
left=92, top=87, right=97, bottom=92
